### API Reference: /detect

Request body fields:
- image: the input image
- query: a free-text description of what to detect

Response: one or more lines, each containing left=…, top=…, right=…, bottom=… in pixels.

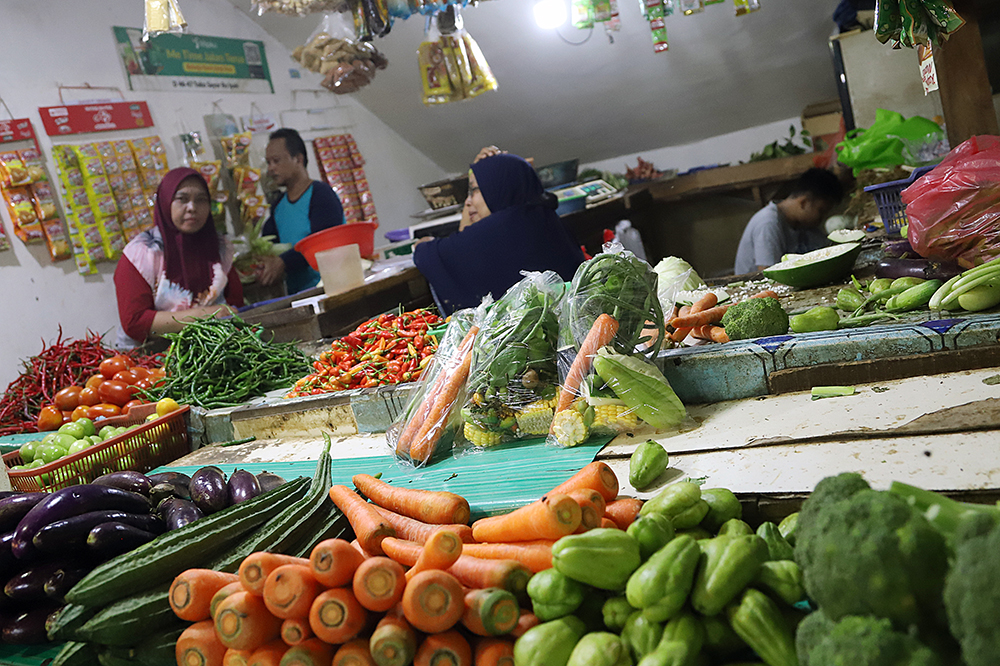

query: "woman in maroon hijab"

left=114, top=167, right=244, bottom=349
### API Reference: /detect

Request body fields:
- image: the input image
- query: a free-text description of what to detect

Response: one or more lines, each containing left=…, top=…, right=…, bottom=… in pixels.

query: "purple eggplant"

left=1, top=531, right=16, bottom=572
left=32, top=510, right=161, bottom=554
left=875, top=258, right=963, bottom=281
left=5, top=561, right=74, bottom=602
left=159, top=497, right=204, bottom=531
left=149, top=480, right=192, bottom=506
left=0, top=491, right=17, bottom=500
left=43, top=566, right=93, bottom=602
left=12, top=485, right=149, bottom=560
left=2, top=606, right=59, bottom=644
left=227, top=470, right=261, bottom=505
left=882, top=238, right=915, bottom=258
left=189, top=467, right=229, bottom=514
left=87, top=522, right=157, bottom=560
left=146, top=471, right=191, bottom=487
left=256, top=472, right=287, bottom=493
left=92, top=471, right=153, bottom=497
left=0, top=493, right=47, bottom=533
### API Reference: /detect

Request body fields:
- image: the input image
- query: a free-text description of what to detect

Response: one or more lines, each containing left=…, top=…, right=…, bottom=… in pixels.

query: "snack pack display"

left=219, top=131, right=252, bottom=169
left=875, top=0, right=964, bottom=47
left=0, top=142, right=70, bottom=259
left=417, top=7, right=497, bottom=105
left=313, top=134, right=378, bottom=226
left=292, top=13, right=388, bottom=94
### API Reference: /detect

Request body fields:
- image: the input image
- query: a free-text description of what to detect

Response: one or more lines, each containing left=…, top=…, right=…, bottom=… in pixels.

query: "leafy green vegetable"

left=749, top=125, right=812, bottom=162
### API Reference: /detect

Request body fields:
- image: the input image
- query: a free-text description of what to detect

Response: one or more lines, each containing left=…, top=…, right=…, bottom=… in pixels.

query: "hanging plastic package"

left=417, top=13, right=456, bottom=104
left=253, top=0, right=349, bottom=15
left=679, top=0, right=703, bottom=14
left=874, top=0, right=902, bottom=43
left=417, top=7, right=496, bottom=105
left=292, top=13, right=388, bottom=94
left=733, top=0, right=759, bottom=16
left=901, top=136, right=1000, bottom=269
left=143, top=0, right=187, bottom=41
left=361, top=0, right=393, bottom=38
left=572, top=0, right=596, bottom=28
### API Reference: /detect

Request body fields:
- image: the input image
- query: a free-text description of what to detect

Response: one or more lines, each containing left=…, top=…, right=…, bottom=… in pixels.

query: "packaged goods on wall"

left=0, top=144, right=71, bottom=261
left=314, top=133, right=378, bottom=226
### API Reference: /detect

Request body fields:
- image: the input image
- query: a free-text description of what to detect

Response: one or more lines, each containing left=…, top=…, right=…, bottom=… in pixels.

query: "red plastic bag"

left=902, top=135, right=1000, bottom=268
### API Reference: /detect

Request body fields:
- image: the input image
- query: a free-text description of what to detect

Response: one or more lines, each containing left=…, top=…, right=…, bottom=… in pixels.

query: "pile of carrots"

left=169, top=461, right=644, bottom=666
left=667, top=289, right=779, bottom=345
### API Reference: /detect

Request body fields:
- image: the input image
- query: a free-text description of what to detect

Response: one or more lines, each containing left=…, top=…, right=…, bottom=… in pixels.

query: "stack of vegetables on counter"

left=142, top=315, right=312, bottom=409
left=287, top=308, right=442, bottom=397
left=42, top=435, right=346, bottom=663
left=0, top=331, right=161, bottom=436
left=0, top=465, right=283, bottom=646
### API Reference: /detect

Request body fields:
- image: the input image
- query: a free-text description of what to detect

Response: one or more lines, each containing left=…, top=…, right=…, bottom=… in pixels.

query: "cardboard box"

left=802, top=111, right=843, bottom=138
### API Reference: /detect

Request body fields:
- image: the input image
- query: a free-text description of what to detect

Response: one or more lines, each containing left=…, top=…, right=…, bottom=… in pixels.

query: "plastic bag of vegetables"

left=460, top=272, right=565, bottom=448
left=386, top=307, right=481, bottom=467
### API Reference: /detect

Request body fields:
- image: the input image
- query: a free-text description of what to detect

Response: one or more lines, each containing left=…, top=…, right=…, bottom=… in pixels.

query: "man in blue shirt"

left=258, top=128, right=345, bottom=294
left=734, top=168, right=845, bottom=275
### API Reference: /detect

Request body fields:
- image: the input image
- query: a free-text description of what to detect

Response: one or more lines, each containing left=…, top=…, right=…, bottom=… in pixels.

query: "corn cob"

left=552, top=409, right=589, bottom=448
left=593, top=404, right=639, bottom=430
left=464, top=421, right=503, bottom=447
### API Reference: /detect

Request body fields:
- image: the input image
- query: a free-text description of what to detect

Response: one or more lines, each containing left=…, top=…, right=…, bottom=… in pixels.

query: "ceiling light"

left=534, top=0, right=568, bottom=30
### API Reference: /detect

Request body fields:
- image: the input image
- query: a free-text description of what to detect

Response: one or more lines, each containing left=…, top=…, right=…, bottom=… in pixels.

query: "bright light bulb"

left=534, top=0, right=567, bottom=29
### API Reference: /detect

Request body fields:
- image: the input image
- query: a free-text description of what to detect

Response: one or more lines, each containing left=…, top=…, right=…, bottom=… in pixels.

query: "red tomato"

left=149, top=368, right=166, bottom=380
left=130, top=367, right=151, bottom=381
left=133, top=378, right=152, bottom=390
left=122, top=399, right=145, bottom=414
left=71, top=405, right=91, bottom=421
left=114, top=370, right=138, bottom=385
left=98, top=380, right=135, bottom=408
left=79, top=386, right=101, bottom=407
left=37, top=405, right=63, bottom=432
left=88, top=403, right=121, bottom=419
left=61, top=411, right=73, bottom=424
left=85, top=374, right=105, bottom=390
left=54, top=385, right=83, bottom=411
left=99, top=356, right=129, bottom=380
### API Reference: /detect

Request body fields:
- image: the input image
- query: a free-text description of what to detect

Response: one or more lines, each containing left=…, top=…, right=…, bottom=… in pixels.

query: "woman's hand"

left=149, top=304, right=234, bottom=336
left=473, top=146, right=503, bottom=163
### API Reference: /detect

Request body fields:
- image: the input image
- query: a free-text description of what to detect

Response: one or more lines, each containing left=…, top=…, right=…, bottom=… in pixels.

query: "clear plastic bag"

left=460, top=272, right=565, bottom=448
left=417, top=7, right=497, bottom=105
left=253, top=0, right=349, bottom=15
left=386, top=307, right=481, bottom=467
left=143, top=0, right=187, bottom=41
left=901, top=135, right=1000, bottom=269
left=292, top=13, right=388, bottom=94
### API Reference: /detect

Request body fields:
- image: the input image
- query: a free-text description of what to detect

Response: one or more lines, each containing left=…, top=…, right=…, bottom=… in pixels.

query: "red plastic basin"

left=295, top=221, right=378, bottom=269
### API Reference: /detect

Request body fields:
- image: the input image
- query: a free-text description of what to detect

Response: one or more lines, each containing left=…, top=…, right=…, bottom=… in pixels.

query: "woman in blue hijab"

left=413, top=153, right=584, bottom=315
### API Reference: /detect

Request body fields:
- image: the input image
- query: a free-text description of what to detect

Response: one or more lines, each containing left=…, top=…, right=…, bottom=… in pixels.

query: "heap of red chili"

left=287, top=308, right=442, bottom=396
left=0, top=328, right=161, bottom=436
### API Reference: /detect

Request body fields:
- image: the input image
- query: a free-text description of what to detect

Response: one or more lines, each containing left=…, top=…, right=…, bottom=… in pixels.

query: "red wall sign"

left=37, top=101, right=154, bottom=136
left=0, top=118, right=38, bottom=148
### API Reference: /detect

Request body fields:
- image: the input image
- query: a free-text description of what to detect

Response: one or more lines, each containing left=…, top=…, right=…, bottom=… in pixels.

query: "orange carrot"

left=382, top=538, right=532, bottom=600
left=471, top=494, right=581, bottom=542
left=401, top=569, right=465, bottom=634
left=333, top=638, right=377, bottom=666
left=567, top=488, right=607, bottom=515
left=751, top=289, right=779, bottom=299
left=282, top=638, right=335, bottom=666
left=373, top=505, right=475, bottom=544
left=409, top=326, right=479, bottom=463
left=352, top=556, right=407, bottom=612
left=351, top=539, right=376, bottom=558
left=511, top=611, right=539, bottom=638
left=310, top=538, right=367, bottom=588
left=328, top=485, right=396, bottom=556
left=177, top=620, right=227, bottom=666
left=309, top=587, right=368, bottom=644
left=600, top=517, right=620, bottom=529
left=238, top=553, right=311, bottom=596
left=415, top=630, right=472, bottom=666
left=223, top=648, right=254, bottom=666
left=396, top=326, right=478, bottom=455
left=670, top=304, right=730, bottom=329
left=548, top=462, right=620, bottom=502
left=567, top=488, right=606, bottom=532
left=459, top=542, right=552, bottom=573
left=474, top=637, right=515, bottom=666
left=556, top=314, right=620, bottom=414
left=246, top=640, right=286, bottom=666
left=263, top=564, right=320, bottom=620
left=669, top=305, right=693, bottom=342
left=211, top=581, right=246, bottom=621
left=281, top=617, right=314, bottom=646
left=214, top=591, right=282, bottom=651
left=461, top=587, right=519, bottom=637
left=406, top=529, right=464, bottom=582
left=604, top=497, right=644, bottom=529
left=674, top=292, right=718, bottom=343
left=369, top=612, right=417, bottom=666
left=354, top=473, right=471, bottom=525
left=170, top=569, right=240, bottom=622
left=705, top=325, right=730, bottom=344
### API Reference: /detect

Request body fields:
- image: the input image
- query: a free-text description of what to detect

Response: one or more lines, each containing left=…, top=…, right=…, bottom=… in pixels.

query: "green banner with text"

left=113, top=26, right=273, bottom=94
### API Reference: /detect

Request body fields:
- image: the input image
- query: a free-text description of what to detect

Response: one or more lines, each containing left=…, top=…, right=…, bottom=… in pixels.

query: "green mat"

left=157, top=436, right=613, bottom=520
left=1, top=433, right=39, bottom=455
left=0, top=643, right=62, bottom=666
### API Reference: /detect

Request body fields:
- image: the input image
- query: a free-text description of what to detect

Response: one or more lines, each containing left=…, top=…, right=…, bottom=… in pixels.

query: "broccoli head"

left=794, top=474, right=948, bottom=629
left=804, top=615, right=942, bottom=666
left=943, top=519, right=1000, bottom=666
left=720, top=297, right=789, bottom=340
left=796, top=609, right=835, bottom=666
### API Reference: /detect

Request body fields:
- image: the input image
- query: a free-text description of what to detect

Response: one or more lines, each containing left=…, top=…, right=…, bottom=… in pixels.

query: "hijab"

left=154, top=167, right=220, bottom=298
left=414, top=154, right=584, bottom=315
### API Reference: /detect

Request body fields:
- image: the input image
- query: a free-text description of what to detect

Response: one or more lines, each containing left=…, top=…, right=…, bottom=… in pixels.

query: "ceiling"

left=226, top=0, right=843, bottom=172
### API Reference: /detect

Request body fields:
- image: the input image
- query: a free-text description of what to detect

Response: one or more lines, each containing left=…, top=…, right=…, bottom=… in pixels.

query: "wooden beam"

left=934, top=0, right=1000, bottom=146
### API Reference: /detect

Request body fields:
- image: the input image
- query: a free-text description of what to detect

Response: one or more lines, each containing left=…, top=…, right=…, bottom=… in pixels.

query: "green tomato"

left=35, top=444, right=66, bottom=464
left=42, top=432, right=61, bottom=445
left=88, top=435, right=104, bottom=446
left=114, top=427, right=129, bottom=437
left=67, top=439, right=92, bottom=456
left=58, top=422, right=87, bottom=440
left=19, top=440, right=41, bottom=463
left=10, top=464, right=25, bottom=471
left=75, top=418, right=96, bottom=437
left=99, top=425, right=116, bottom=440
left=50, top=433, right=78, bottom=451
left=27, top=458, right=45, bottom=469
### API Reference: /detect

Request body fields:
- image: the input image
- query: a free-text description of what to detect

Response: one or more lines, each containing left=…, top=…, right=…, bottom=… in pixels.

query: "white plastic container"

left=316, top=243, right=365, bottom=297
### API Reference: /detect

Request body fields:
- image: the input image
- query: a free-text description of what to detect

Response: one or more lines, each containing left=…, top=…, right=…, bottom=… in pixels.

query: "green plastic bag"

left=835, top=109, right=944, bottom=175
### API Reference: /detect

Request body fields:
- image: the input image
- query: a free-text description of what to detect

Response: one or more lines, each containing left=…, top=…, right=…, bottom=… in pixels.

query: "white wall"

left=0, top=0, right=445, bottom=390
left=583, top=116, right=806, bottom=175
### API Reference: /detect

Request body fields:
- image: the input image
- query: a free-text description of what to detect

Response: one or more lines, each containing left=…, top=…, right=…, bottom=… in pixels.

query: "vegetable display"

left=287, top=308, right=442, bottom=397
left=144, top=315, right=312, bottom=409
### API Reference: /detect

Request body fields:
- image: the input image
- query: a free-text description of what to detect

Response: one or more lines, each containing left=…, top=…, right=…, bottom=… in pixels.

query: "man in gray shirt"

left=734, top=168, right=845, bottom=275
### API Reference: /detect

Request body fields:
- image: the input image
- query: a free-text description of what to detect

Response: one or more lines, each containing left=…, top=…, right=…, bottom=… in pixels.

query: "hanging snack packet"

left=922, top=0, right=964, bottom=36
left=461, top=272, right=564, bottom=447
left=17, top=148, right=47, bottom=183
left=679, top=0, right=703, bottom=13
left=572, top=0, right=595, bottom=28
left=899, top=0, right=932, bottom=47
left=733, top=0, right=759, bottom=15
left=0, top=223, right=10, bottom=252
left=417, top=15, right=456, bottom=105
left=144, top=0, right=187, bottom=41
left=4, top=187, right=39, bottom=229
left=0, top=152, right=31, bottom=188
left=41, top=219, right=71, bottom=262
left=650, top=17, right=669, bottom=52
left=220, top=132, right=252, bottom=168
left=458, top=29, right=497, bottom=99
left=30, top=181, right=59, bottom=221
left=387, top=307, right=481, bottom=467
